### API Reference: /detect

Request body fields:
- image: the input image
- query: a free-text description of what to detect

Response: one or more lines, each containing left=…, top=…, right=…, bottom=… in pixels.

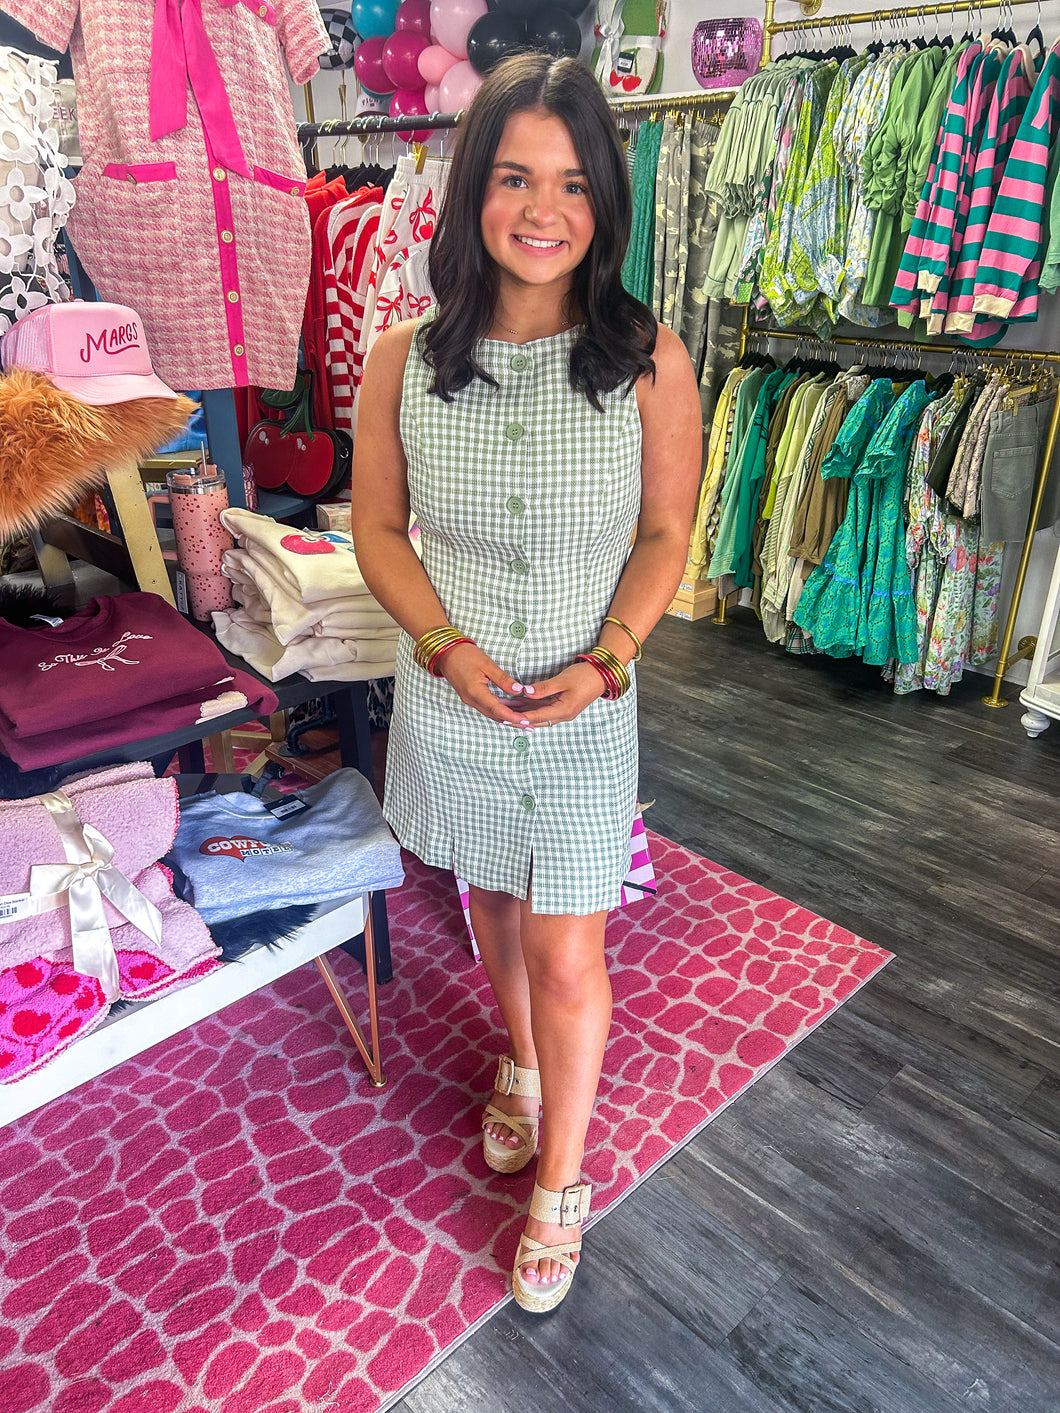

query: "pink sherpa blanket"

left=0, top=765, right=179, bottom=965
left=0, top=769, right=221, bottom=1083
left=0, top=859, right=219, bottom=983
left=0, top=863, right=220, bottom=1084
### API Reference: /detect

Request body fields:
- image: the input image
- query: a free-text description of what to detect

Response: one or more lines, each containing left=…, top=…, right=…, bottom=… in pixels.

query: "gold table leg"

left=314, top=900, right=386, bottom=1087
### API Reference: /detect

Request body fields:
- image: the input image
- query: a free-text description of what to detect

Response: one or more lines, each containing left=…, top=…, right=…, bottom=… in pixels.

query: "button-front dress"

left=384, top=318, right=642, bottom=915
left=11, top=0, right=327, bottom=391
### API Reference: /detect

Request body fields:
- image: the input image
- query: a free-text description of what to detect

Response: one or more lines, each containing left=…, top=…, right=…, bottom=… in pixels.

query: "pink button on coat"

left=10, top=0, right=327, bottom=392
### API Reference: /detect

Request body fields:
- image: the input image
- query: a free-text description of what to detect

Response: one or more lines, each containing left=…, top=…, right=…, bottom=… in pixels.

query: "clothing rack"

left=297, top=110, right=462, bottom=171
left=298, top=112, right=464, bottom=138
left=709, top=0, right=1059, bottom=707
left=762, top=0, right=1050, bottom=63
left=740, top=324, right=1060, bottom=369
left=732, top=324, right=1060, bottom=708
left=295, top=87, right=731, bottom=163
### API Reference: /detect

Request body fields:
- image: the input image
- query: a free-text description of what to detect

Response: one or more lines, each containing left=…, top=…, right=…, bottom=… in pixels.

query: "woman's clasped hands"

left=437, top=642, right=606, bottom=728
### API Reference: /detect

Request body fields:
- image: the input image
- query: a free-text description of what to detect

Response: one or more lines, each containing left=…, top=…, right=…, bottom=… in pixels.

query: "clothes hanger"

left=825, top=16, right=854, bottom=62
left=1025, top=0, right=1045, bottom=57
left=322, top=118, right=346, bottom=185
left=1001, top=0, right=1018, bottom=46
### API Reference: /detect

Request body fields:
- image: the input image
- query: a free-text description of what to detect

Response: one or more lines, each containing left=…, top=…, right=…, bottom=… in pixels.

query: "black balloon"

left=524, top=5, right=581, bottom=58
left=497, top=0, right=590, bottom=13
left=495, top=0, right=547, bottom=16
left=467, top=11, right=528, bottom=74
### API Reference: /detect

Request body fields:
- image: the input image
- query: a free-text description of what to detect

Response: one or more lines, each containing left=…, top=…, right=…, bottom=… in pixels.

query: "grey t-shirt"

left=169, top=769, right=404, bottom=923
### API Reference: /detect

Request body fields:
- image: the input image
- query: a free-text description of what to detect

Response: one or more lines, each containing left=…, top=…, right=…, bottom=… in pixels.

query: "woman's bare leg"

left=468, top=884, right=539, bottom=1147
left=517, top=905, right=611, bottom=1286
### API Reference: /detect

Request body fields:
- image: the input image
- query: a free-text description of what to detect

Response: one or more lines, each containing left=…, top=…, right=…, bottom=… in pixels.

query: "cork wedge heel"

left=481, top=1055, right=541, bottom=1174
left=511, top=1180, right=592, bottom=1314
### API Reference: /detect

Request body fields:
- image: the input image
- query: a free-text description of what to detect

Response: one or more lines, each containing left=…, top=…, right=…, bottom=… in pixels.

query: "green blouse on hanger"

left=861, top=45, right=946, bottom=309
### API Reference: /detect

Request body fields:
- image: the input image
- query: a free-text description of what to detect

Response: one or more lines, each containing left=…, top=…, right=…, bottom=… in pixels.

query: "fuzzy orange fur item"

left=0, top=370, right=195, bottom=542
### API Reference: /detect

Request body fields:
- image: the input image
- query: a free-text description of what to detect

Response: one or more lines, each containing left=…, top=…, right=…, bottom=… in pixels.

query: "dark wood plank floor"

left=394, top=612, right=1060, bottom=1413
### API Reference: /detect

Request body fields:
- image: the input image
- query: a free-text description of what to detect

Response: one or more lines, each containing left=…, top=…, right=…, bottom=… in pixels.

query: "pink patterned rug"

left=0, top=834, right=892, bottom=1413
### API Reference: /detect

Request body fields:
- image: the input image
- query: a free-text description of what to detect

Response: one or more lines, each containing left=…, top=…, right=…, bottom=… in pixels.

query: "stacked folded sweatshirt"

left=0, top=593, right=279, bottom=768
left=211, top=509, right=402, bottom=682
left=167, top=767, right=404, bottom=922
left=0, top=762, right=221, bottom=1082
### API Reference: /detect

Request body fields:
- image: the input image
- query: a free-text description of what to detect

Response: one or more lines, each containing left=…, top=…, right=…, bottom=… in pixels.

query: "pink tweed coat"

left=11, top=0, right=327, bottom=392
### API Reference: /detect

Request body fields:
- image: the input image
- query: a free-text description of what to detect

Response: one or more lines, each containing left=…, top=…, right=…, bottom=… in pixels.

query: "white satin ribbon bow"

left=593, top=0, right=626, bottom=84
left=22, top=791, right=163, bottom=1002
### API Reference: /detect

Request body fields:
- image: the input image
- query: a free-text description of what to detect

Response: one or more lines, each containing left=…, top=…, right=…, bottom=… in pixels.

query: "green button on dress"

left=384, top=316, right=643, bottom=915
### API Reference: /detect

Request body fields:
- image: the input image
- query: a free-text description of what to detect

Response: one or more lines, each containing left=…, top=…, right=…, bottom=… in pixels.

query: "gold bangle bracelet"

left=602, top=615, right=643, bottom=661
left=414, top=625, right=462, bottom=672
left=588, top=644, right=631, bottom=695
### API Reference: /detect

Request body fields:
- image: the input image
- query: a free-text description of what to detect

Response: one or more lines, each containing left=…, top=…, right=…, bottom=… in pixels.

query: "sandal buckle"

left=495, top=1054, right=515, bottom=1096
left=559, top=1183, right=590, bottom=1226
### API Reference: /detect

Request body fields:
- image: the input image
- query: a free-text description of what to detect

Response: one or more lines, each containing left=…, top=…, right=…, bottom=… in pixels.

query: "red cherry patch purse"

left=244, top=374, right=352, bottom=502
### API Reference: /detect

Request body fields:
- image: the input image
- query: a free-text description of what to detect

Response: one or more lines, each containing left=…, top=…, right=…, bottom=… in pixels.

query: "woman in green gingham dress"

left=352, top=55, right=701, bottom=1314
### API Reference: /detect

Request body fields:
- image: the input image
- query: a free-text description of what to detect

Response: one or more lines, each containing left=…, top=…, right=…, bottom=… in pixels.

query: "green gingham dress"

left=383, top=315, right=642, bottom=915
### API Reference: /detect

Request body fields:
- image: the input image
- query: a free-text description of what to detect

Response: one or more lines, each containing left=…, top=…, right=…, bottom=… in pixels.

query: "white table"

left=0, top=891, right=385, bottom=1130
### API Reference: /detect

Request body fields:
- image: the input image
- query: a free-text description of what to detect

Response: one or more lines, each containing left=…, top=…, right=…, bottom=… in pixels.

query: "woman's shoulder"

left=362, top=315, right=429, bottom=389
left=374, top=314, right=426, bottom=358
left=635, top=324, right=697, bottom=408
left=645, top=323, right=689, bottom=368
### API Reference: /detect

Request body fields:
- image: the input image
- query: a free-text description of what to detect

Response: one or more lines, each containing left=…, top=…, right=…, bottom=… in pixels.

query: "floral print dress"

left=835, top=49, right=905, bottom=326
left=891, top=386, right=1006, bottom=695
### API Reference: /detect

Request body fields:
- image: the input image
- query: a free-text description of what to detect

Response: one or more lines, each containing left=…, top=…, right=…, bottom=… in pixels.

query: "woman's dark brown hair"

left=423, top=53, right=656, bottom=410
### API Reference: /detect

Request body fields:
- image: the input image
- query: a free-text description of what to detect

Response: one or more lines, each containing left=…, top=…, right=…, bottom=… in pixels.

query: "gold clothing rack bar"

left=609, top=88, right=739, bottom=112
left=297, top=90, right=734, bottom=166
left=761, top=0, right=1048, bottom=63
left=741, top=323, right=1060, bottom=366
left=737, top=324, right=1060, bottom=707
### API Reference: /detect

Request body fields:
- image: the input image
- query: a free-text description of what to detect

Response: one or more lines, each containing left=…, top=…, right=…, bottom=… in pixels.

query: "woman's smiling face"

left=480, top=107, right=596, bottom=297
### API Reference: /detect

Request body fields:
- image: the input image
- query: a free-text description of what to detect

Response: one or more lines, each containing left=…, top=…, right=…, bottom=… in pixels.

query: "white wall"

left=300, top=1, right=1060, bottom=685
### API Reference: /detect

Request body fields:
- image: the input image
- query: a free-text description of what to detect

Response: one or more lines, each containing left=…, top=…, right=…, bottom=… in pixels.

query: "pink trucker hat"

left=1, top=301, right=179, bottom=404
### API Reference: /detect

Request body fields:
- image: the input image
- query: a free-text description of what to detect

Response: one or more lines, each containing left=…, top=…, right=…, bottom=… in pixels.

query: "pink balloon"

left=389, top=87, right=430, bottom=142
left=438, top=58, right=482, bottom=111
left=395, top=0, right=432, bottom=38
left=429, top=0, right=487, bottom=61
left=424, top=81, right=441, bottom=111
left=354, top=36, right=395, bottom=96
left=382, top=30, right=429, bottom=89
left=418, top=42, right=459, bottom=85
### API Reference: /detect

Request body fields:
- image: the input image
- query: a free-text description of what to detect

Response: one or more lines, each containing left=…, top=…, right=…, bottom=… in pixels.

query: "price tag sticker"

left=0, top=893, right=33, bottom=923
left=264, top=795, right=309, bottom=819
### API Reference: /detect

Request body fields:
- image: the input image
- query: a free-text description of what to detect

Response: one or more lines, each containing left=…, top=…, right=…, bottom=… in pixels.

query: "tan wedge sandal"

left=511, top=1180, right=592, bottom=1314
left=481, top=1055, right=541, bottom=1174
